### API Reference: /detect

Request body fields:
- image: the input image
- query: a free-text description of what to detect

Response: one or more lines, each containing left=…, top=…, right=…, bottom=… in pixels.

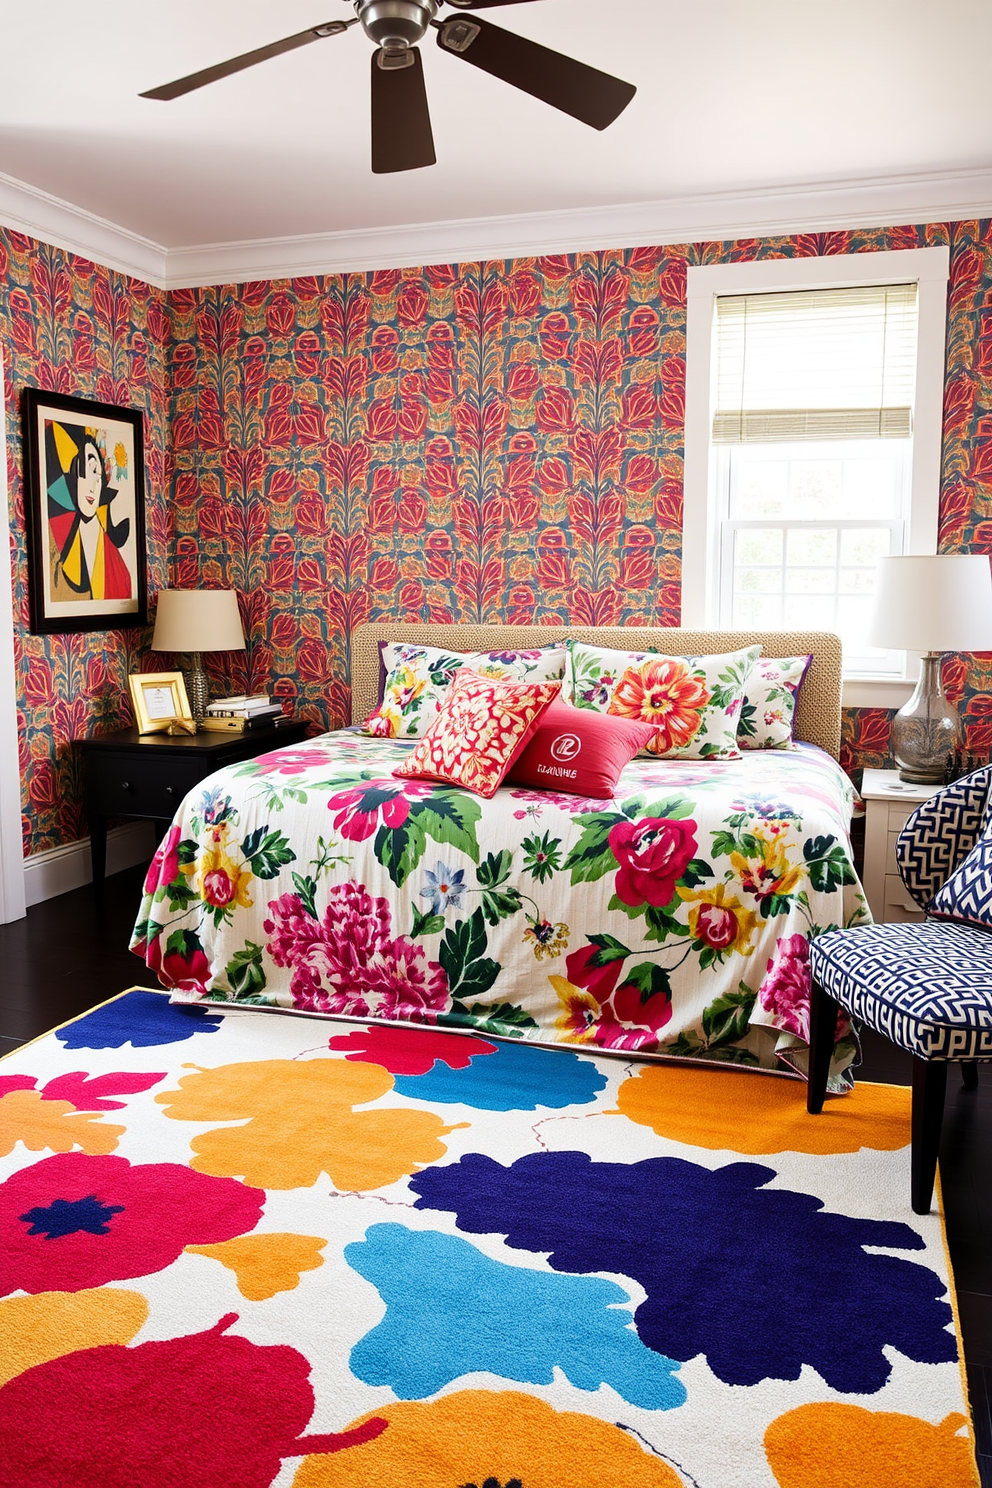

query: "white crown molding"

left=166, top=165, right=992, bottom=288
left=0, top=170, right=167, bottom=287
left=2, top=164, right=992, bottom=290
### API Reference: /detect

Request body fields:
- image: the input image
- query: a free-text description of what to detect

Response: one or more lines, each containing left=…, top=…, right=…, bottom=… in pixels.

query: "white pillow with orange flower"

left=563, top=640, right=760, bottom=759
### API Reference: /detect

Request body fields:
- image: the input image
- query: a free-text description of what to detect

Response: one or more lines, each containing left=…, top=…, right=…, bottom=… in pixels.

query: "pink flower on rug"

left=0, top=1314, right=386, bottom=1488
left=609, top=817, right=698, bottom=908
left=264, top=882, right=449, bottom=1021
left=0, top=1151, right=263, bottom=1295
left=758, top=933, right=812, bottom=1038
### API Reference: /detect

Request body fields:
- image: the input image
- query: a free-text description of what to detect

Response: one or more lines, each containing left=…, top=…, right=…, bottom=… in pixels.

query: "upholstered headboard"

left=349, top=625, right=844, bottom=759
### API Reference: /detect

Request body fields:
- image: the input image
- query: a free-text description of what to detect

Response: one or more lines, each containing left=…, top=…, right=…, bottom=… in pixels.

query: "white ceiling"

left=1, top=0, right=991, bottom=285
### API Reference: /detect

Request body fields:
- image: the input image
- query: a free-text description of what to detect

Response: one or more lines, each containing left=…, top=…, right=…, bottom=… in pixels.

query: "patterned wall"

left=169, top=221, right=992, bottom=777
left=0, top=228, right=170, bottom=856
left=7, top=216, right=992, bottom=859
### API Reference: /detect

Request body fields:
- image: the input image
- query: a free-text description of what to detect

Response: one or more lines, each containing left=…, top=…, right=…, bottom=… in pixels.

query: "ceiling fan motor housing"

left=356, top=0, right=438, bottom=52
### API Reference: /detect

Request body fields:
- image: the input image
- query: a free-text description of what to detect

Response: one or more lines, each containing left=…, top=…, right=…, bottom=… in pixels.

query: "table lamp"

left=867, top=554, right=992, bottom=783
left=151, top=589, right=246, bottom=722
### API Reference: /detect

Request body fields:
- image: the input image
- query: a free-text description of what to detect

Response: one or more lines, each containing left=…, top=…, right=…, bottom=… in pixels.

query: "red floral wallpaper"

left=168, top=220, right=992, bottom=779
left=7, top=215, right=992, bottom=860
left=0, top=228, right=170, bottom=856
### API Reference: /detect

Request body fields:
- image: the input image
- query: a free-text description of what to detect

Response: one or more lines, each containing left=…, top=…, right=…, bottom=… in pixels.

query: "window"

left=682, top=248, right=950, bottom=702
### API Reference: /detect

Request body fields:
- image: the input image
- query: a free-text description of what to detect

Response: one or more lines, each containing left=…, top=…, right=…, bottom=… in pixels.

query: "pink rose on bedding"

left=609, top=817, right=698, bottom=908
left=758, top=932, right=811, bottom=1038
left=264, top=882, right=448, bottom=1021
left=564, top=943, right=623, bottom=1003
left=326, top=780, right=432, bottom=842
left=143, top=824, right=181, bottom=895
left=250, top=747, right=335, bottom=775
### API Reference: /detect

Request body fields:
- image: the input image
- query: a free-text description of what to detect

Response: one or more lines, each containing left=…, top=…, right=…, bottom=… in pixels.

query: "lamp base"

left=891, top=653, right=962, bottom=785
left=183, top=652, right=210, bottom=723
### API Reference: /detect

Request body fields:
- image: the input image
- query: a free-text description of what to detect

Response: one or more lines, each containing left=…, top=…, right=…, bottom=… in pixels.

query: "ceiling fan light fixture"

left=356, top=0, right=437, bottom=51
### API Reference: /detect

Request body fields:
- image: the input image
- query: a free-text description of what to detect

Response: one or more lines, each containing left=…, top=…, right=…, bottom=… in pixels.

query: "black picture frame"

left=22, top=387, right=148, bottom=635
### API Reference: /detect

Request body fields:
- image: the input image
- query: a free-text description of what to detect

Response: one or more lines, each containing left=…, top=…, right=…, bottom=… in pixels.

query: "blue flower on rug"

left=56, top=991, right=223, bottom=1050
left=345, top=1222, right=684, bottom=1409
left=19, top=1195, right=124, bottom=1239
left=391, top=1040, right=607, bottom=1110
left=409, top=1152, right=958, bottom=1393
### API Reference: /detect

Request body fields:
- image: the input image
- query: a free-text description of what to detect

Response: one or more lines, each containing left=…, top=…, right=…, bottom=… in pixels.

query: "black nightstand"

left=78, top=721, right=310, bottom=885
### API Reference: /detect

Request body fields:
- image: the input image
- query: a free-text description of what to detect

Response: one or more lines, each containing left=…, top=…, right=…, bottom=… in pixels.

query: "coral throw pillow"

left=364, top=641, right=566, bottom=739
left=393, top=669, right=561, bottom=797
left=507, top=699, right=660, bottom=798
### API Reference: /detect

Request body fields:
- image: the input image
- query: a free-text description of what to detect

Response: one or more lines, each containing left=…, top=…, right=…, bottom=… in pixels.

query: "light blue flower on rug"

left=345, top=1222, right=685, bottom=1409
left=56, top=990, right=223, bottom=1050
left=391, top=1037, right=607, bottom=1110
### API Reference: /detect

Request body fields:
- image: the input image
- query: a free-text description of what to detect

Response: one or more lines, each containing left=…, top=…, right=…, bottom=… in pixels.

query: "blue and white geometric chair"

left=806, top=765, right=992, bottom=1213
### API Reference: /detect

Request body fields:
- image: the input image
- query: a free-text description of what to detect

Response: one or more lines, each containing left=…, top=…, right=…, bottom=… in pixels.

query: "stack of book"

left=200, top=695, right=293, bottom=733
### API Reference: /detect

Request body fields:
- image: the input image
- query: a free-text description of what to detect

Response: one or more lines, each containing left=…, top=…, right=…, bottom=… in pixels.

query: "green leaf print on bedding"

left=439, top=909, right=501, bottom=1003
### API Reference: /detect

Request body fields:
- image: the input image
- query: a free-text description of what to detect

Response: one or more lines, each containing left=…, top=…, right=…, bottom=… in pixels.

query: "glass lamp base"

left=891, top=653, right=962, bottom=785
left=182, top=652, right=210, bottom=723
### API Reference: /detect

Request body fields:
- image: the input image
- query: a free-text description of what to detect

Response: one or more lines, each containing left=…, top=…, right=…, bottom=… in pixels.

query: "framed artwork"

left=22, top=388, right=148, bottom=635
left=128, top=672, right=195, bottom=735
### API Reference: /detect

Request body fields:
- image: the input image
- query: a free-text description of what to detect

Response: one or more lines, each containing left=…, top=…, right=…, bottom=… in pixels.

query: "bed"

left=131, top=625, right=868, bottom=1083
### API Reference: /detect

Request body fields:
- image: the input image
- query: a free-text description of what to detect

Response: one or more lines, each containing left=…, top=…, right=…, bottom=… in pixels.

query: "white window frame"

left=682, top=247, right=950, bottom=707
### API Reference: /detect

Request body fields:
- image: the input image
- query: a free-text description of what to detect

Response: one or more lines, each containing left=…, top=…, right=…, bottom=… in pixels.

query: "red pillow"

left=393, top=668, right=561, bottom=797
left=506, top=699, right=660, bottom=798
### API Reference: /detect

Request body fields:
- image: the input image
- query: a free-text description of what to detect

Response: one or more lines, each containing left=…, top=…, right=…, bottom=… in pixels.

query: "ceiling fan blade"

left=436, top=14, right=635, bottom=130
left=371, top=48, right=437, bottom=173
left=445, top=1, right=546, bottom=8
left=140, top=19, right=354, bottom=101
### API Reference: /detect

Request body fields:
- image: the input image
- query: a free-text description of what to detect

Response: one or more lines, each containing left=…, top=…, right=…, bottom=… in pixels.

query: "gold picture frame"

left=128, top=672, right=196, bottom=735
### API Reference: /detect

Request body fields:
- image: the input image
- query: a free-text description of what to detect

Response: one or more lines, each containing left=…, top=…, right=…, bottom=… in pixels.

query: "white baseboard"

left=23, top=821, right=159, bottom=908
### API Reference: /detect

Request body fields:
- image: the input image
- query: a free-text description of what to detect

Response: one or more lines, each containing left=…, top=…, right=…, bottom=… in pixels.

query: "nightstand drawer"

left=85, top=754, right=206, bottom=820
left=882, top=873, right=925, bottom=923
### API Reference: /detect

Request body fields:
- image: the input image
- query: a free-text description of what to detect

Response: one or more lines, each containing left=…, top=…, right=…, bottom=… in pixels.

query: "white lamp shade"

left=868, top=554, right=992, bottom=652
left=151, top=589, right=245, bottom=654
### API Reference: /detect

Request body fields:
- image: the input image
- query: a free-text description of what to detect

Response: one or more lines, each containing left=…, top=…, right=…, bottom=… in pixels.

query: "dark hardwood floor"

left=1, top=863, right=990, bottom=1483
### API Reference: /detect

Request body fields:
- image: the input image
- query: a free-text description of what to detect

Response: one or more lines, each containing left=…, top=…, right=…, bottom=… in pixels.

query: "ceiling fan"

left=140, top=0, right=636, bottom=174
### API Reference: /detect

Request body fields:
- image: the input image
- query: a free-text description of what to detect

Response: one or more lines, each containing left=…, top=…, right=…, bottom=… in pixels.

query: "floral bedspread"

left=131, top=733, right=868, bottom=1080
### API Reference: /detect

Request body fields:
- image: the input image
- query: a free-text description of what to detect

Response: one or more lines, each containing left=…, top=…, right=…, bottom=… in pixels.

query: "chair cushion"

left=928, top=832, right=992, bottom=930
left=809, top=920, right=992, bottom=1060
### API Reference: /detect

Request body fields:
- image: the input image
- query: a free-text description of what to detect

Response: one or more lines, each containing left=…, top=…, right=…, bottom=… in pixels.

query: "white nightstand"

left=860, top=768, right=944, bottom=923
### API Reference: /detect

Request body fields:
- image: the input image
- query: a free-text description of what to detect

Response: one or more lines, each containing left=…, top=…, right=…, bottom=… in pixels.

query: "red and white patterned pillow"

left=393, top=668, right=561, bottom=797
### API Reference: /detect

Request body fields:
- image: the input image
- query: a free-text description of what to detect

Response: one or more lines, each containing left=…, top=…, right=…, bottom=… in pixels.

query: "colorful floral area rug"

left=0, top=989, right=979, bottom=1488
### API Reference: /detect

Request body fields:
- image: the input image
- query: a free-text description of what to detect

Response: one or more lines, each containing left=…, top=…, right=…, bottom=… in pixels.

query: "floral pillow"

left=364, top=642, right=566, bottom=739
left=738, top=655, right=812, bottom=750
left=393, top=669, right=561, bottom=797
left=564, top=640, right=761, bottom=759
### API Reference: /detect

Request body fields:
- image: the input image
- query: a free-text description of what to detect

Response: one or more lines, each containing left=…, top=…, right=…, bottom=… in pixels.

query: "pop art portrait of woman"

left=23, top=389, right=147, bottom=635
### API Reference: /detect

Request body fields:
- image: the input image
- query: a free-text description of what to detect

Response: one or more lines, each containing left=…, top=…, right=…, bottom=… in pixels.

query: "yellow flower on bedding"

left=549, top=974, right=600, bottom=1043
left=730, top=822, right=803, bottom=912
left=523, top=918, right=569, bottom=960
left=677, top=881, right=758, bottom=956
left=197, top=823, right=253, bottom=911
left=390, top=664, right=428, bottom=711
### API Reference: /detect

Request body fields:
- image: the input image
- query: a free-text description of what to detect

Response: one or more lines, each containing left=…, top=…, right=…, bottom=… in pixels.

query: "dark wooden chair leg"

left=806, top=979, right=840, bottom=1114
left=911, top=1057, right=948, bottom=1215
left=961, top=1060, right=979, bottom=1090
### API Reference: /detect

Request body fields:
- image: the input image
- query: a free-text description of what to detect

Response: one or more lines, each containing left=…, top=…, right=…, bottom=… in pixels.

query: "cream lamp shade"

left=867, top=554, right=992, bottom=784
left=151, top=589, right=246, bottom=655
left=867, top=554, right=992, bottom=651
